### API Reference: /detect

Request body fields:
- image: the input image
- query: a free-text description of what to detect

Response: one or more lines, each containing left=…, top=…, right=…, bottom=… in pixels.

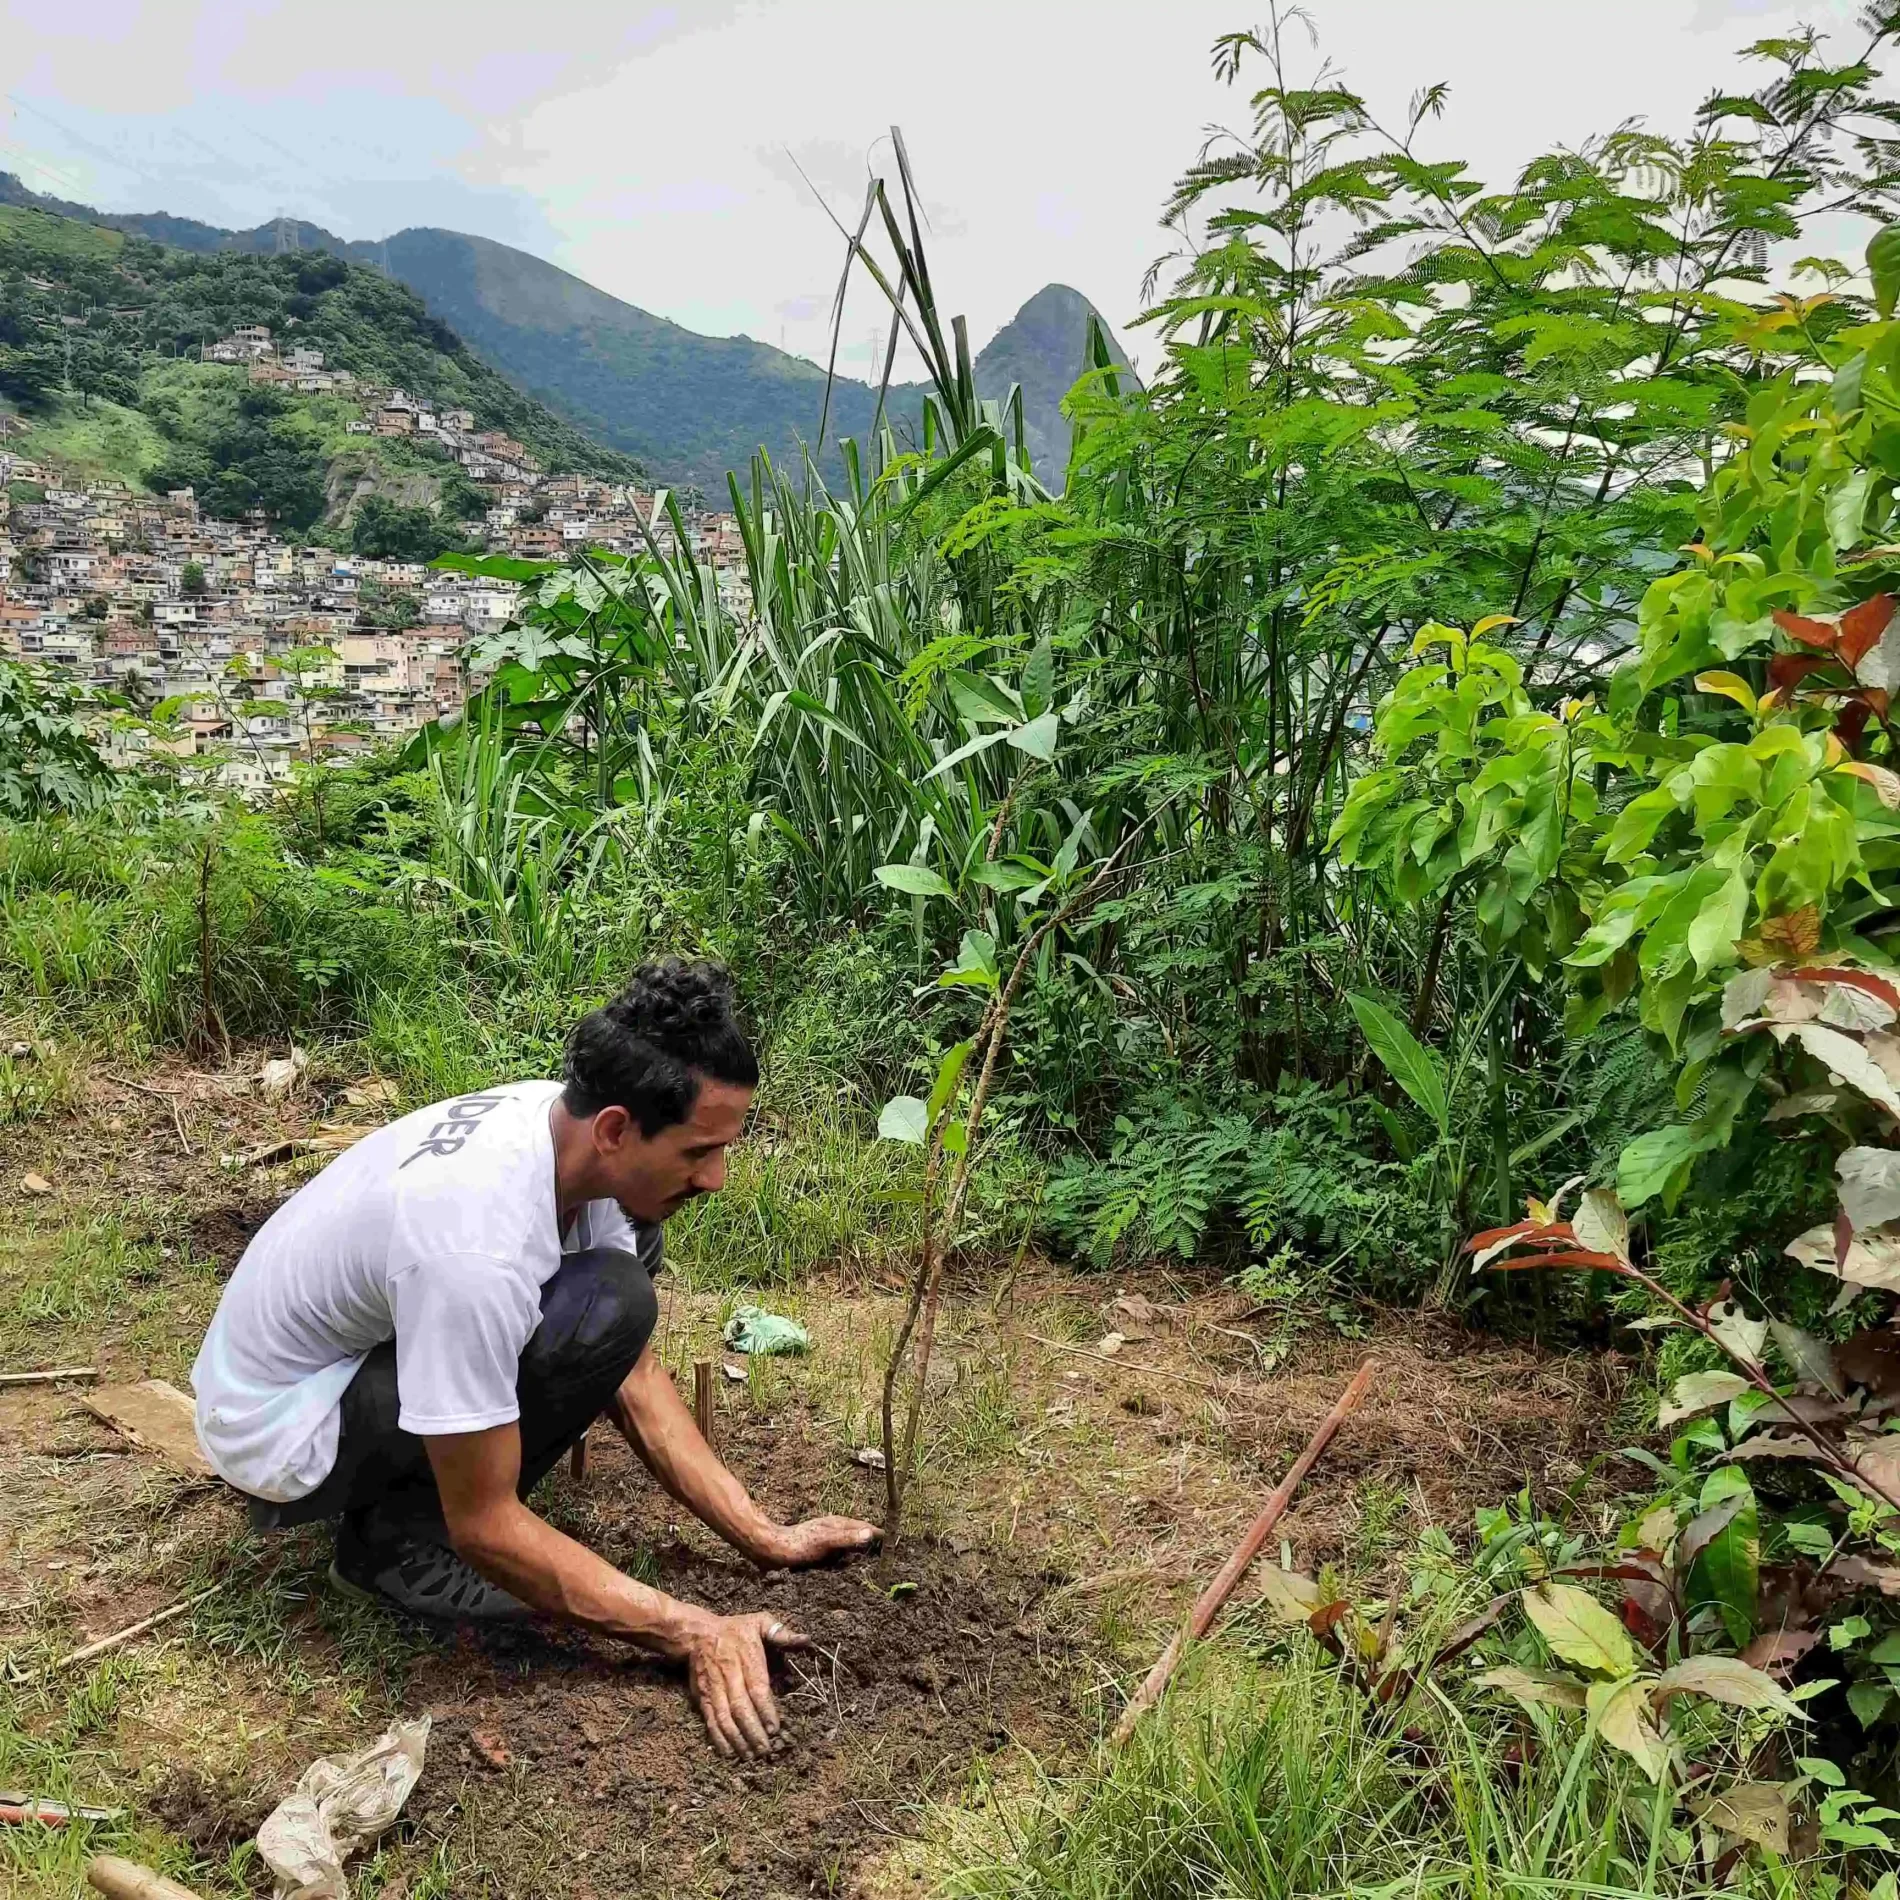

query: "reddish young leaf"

left=1867, top=688, right=1892, bottom=718
left=1841, top=594, right=1897, bottom=668
left=1800, top=967, right=1900, bottom=1010
left=1837, top=698, right=1874, bottom=752
left=1308, top=1599, right=1352, bottom=1647
left=1372, top=1665, right=1415, bottom=1705
left=1464, top=1218, right=1541, bottom=1253
left=1740, top=1628, right=1820, bottom=1678
left=1431, top=1595, right=1513, bottom=1668
left=1775, top=610, right=1840, bottom=650
left=1484, top=1249, right=1630, bottom=1273
left=1555, top=1558, right=1673, bottom=1588
left=1770, top=651, right=1837, bottom=688
left=1620, top=1592, right=1667, bottom=1648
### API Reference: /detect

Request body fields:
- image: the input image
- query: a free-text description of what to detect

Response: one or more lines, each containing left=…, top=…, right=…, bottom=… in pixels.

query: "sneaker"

left=329, top=1519, right=534, bottom=1625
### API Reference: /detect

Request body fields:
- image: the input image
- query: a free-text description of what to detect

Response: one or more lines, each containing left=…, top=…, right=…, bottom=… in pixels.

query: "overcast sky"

left=0, top=0, right=1878, bottom=377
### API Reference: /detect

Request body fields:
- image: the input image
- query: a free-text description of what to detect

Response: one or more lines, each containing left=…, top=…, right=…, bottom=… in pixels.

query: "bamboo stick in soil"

left=1112, top=1357, right=1377, bottom=1746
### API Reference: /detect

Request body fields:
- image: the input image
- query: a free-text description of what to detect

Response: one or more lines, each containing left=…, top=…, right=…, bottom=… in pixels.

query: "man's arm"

left=423, top=1423, right=804, bottom=1760
left=605, top=1346, right=878, bottom=1567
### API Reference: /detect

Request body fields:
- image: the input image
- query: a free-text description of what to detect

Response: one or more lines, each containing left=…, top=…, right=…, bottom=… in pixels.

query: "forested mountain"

left=0, top=172, right=1128, bottom=489
left=0, top=200, right=636, bottom=535
left=348, top=233, right=1128, bottom=489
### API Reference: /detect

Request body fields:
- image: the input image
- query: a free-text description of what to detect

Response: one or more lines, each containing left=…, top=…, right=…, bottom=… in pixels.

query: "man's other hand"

left=751, top=1515, right=881, bottom=1569
left=684, top=1610, right=810, bottom=1759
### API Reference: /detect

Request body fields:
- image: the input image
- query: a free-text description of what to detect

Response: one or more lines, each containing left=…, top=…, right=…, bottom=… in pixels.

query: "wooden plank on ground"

left=78, top=1380, right=215, bottom=1479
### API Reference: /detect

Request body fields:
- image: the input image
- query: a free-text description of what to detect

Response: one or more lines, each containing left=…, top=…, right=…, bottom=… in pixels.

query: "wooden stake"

left=569, top=1431, right=588, bottom=1483
left=86, top=1856, right=207, bottom=1900
left=694, top=1360, right=714, bottom=1445
left=1112, top=1358, right=1376, bottom=1746
left=0, top=1366, right=98, bottom=1387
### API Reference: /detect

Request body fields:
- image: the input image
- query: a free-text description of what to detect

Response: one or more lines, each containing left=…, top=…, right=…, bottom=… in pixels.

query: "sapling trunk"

left=877, top=802, right=1174, bottom=1543
left=191, top=832, right=224, bottom=1061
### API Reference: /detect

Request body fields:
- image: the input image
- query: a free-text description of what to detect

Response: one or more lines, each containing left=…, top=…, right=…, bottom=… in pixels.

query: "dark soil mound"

left=391, top=1397, right=1079, bottom=1898
left=405, top=1536, right=1073, bottom=1897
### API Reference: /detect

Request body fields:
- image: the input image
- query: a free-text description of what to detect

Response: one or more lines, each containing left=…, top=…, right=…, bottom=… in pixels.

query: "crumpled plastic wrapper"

left=722, top=1305, right=811, bottom=1355
left=256, top=1715, right=430, bottom=1899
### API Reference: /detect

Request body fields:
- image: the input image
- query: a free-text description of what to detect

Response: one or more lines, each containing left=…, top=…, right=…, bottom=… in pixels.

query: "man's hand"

left=683, top=1610, right=810, bottom=1760
left=610, top=1355, right=883, bottom=1571
left=748, top=1514, right=881, bottom=1569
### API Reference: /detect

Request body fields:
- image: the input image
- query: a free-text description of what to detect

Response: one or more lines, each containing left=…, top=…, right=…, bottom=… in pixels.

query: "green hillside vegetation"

left=0, top=174, right=1129, bottom=490
left=384, top=234, right=1132, bottom=489
left=377, top=227, right=857, bottom=489
left=0, top=202, right=635, bottom=530
left=3, top=389, right=168, bottom=484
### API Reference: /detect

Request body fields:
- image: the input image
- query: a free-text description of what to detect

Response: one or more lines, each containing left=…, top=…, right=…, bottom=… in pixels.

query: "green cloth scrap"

left=723, top=1306, right=811, bottom=1355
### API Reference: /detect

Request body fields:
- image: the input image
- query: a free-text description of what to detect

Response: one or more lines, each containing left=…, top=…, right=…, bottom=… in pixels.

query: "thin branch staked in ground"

left=25, top=1584, right=222, bottom=1680
left=1114, top=1358, right=1378, bottom=1745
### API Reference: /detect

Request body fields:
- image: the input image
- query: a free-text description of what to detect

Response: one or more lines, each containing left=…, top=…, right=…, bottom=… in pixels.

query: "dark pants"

left=249, top=1244, right=659, bottom=1547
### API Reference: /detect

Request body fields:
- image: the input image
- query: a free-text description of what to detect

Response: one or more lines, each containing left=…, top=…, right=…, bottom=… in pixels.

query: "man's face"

left=590, top=1078, right=753, bottom=1224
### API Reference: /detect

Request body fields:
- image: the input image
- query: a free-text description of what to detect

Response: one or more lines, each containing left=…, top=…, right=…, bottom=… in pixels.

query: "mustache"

left=619, top=1186, right=706, bottom=1217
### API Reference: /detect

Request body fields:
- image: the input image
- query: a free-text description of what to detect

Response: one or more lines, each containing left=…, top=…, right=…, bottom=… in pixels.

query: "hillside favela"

left=0, top=166, right=1110, bottom=802
left=23, top=5, right=1900, bottom=1900
left=2, top=319, right=750, bottom=791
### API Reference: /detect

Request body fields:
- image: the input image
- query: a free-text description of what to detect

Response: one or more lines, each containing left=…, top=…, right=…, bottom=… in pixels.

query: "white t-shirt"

left=191, top=1080, right=653, bottom=1503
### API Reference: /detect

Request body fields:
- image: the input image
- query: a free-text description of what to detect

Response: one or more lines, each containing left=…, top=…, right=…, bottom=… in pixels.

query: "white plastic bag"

left=256, top=1715, right=430, bottom=1899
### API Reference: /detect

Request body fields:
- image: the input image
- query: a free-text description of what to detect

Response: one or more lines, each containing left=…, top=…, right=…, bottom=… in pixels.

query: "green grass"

left=0, top=1653, right=262, bottom=1899
left=9, top=393, right=169, bottom=486
left=941, top=1640, right=1797, bottom=1900
left=0, top=204, right=124, bottom=259
left=0, top=1037, right=85, bottom=1125
left=0, top=1205, right=225, bottom=1376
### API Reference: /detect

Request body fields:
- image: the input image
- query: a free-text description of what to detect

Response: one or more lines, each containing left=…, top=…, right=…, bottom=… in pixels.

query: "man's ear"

left=592, top=1104, right=634, bottom=1151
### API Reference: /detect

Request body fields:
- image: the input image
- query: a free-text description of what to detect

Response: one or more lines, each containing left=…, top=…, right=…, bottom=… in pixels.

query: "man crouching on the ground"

left=190, top=959, right=878, bottom=1760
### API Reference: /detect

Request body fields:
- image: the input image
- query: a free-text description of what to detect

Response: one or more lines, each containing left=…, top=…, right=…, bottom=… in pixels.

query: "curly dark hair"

left=562, top=959, right=759, bottom=1135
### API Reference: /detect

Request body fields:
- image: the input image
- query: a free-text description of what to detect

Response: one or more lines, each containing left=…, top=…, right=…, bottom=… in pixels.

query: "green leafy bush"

left=0, top=663, right=116, bottom=819
left=1042, top=1084, right=1434, bottom=1289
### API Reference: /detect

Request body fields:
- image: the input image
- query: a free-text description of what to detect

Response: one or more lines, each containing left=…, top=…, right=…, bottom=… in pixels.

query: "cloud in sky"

left=0, top=0, right=1876, bottom=375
